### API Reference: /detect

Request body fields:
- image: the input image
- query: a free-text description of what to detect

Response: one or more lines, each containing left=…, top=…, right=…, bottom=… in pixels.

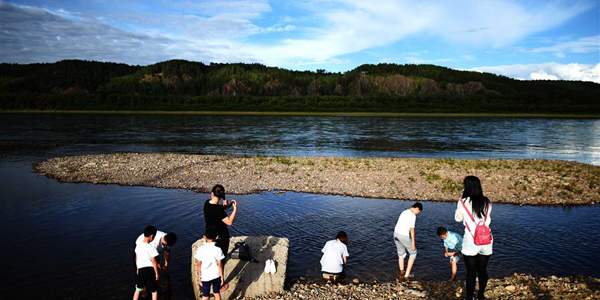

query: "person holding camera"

left=203, top=184, right=238, bottom=292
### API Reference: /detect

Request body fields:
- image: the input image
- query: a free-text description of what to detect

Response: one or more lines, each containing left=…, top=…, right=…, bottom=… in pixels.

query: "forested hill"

left=1, top=59, right=599, bottom=113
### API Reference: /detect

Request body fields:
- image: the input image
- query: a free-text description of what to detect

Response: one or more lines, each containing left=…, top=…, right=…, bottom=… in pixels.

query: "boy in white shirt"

left=135, top=228, right=177, bottom=272
left=133, top=226, right=160, bottom=300
left=393, top=202, right=422, bottom=281
left=320, top=231, right=349, bottom=283
left=195, top=227, right=225, bottom=300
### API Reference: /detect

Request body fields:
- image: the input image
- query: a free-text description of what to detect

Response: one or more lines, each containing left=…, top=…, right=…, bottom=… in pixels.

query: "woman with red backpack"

left=455, top=176, right=493, bottom=300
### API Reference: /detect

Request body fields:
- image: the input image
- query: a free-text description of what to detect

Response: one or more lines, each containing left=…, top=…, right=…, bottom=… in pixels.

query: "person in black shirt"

left=203, top=184, right=238, bottom=292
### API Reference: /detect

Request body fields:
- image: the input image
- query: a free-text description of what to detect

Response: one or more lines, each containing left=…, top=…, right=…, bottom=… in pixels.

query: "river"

left=1, top=113, right=599, bottom=299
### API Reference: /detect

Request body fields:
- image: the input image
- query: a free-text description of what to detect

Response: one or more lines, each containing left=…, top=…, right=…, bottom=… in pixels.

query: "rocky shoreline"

left=247, top=274, right=599, bottom=300
left=35, top=153, right=600, bottom=206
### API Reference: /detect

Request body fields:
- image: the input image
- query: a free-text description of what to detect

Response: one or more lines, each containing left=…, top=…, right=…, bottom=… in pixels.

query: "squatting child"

left=320, top=231, right=349, bottom=284
left=437, top=226, right=463, bottom=282
left=195, top=227, right=225, bottom=300
left=133, top=225, right=160, bottom=300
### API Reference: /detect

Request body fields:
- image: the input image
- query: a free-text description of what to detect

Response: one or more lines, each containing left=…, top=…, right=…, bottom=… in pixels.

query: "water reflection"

left=1, top=114, right=599, bottom=164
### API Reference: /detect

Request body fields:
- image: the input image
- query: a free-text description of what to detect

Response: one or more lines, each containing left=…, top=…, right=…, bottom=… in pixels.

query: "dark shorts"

left=201, top=277, right=221, bottom=297
left=136, top=267, right=157, bottom=293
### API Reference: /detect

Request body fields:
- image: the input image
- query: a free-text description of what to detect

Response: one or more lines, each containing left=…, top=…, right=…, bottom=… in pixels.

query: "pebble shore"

left=35, top=153, right=600, bottom=205
left=248, top=274, right=599, bottom=300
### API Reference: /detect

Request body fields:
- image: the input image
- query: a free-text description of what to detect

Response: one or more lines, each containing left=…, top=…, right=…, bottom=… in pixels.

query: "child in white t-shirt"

left=195, top=227, right=225, bottom=300
left=320, top=231, right=349, bottom=283
left=133, top=226, right=160, bottom=300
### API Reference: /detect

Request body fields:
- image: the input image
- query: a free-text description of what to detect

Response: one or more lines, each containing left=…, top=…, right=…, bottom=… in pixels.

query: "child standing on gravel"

left=393, top=202, right=422, bottom=281
left=196, top=227, right=225, bottom=300
left=437, top=227, right=463, bottom=282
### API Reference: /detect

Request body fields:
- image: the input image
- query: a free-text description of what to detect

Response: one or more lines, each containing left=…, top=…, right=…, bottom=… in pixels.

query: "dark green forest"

left=1, top=59, right=599, bottom=113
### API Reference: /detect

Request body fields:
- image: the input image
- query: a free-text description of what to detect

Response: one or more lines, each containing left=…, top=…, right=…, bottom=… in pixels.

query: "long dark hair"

left=462, top=176, right=490, bottom=219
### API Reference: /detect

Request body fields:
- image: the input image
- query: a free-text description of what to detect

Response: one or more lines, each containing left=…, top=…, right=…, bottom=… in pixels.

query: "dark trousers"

left=216, top=237, right=230, bottom=266
left=464, top=254, right=490, bottom=299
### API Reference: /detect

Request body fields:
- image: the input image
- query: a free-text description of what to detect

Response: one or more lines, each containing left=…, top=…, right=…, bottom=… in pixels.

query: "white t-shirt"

left=135, top=242, right=159, bottom=269
left=455, top=197, right=492, bottom=236
left=194, top=242, right=225, bottom=282
left=394, top=209, right=416, bottom=236
left=136, top=231, right=167, bottom=254
left=320, top=239, right=349, bottom=274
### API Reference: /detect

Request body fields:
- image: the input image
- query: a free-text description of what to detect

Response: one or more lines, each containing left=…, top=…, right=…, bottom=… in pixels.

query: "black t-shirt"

left=204, top=199, right=229, bottom=239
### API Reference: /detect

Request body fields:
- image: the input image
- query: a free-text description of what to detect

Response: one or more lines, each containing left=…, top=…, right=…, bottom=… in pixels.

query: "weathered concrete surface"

left=191, top=236, right=289, bottom=300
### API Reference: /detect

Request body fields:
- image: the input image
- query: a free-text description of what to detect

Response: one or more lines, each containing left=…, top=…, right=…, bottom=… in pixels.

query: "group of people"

left=319, top=176, right=493, bottom=300
left=132, top=184, right=237, bottom=300
left=133, top=176, right=493, bottom=300
left=132, top=226, right=178, bottom=300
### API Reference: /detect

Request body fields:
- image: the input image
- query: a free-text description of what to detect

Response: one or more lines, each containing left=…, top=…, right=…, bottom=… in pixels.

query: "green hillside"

left=1, top=59, right=599, bottom=113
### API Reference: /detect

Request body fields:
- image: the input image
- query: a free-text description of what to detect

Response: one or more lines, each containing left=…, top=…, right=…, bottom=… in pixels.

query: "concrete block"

left=191, top=236, right=289, bottom=300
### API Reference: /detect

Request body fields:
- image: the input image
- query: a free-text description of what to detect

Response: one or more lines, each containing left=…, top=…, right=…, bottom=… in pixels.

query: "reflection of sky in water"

left=1, top=114, right=600, bottom=165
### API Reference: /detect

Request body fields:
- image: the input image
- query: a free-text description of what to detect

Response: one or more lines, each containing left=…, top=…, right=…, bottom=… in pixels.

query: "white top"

left=136, top=231, right=167, bottom=254
left=320, top=239, right=349, bottom=274
left=135, top=242, right=159, bottom=269
left=455, top=197, right=492, bottom=236
left=194, top=242, right=225, bottom=282
left=394, top=209, right=416, bottom=236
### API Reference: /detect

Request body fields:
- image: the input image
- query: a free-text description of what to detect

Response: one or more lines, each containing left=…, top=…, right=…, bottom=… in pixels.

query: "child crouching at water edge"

left=133, top=226, right=160, bottom=300
left=320, top=231, right=349, bottom=283
left=437, top=227, right=463, bottom=282
left=196, top=227, right=225, bottom=300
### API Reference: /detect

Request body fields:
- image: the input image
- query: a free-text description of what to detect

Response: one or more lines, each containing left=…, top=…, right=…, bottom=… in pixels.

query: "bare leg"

left=202, top=297, right=209, bottom=300
left=398, top=257, right=405, bottom=272
left=405, top=257, right=416, bottom=278
left=133, top=290, right=140, bottom=300
left=450, top=260, right=457, bottom=282
left=214, top=293, right=222, bottom=300
left=151, top=292, right=158, bottom=300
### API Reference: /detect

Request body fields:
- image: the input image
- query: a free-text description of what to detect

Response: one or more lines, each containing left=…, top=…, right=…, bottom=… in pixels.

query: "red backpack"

left=461, top=199, right=492, bottom=246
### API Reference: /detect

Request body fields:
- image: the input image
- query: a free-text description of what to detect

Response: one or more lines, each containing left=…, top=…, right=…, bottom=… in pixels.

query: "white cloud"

left=521, top=35, right=600, bottom=56
left=0, top=0, right=596, bottom=73
left=471, top=62, right=600, bottom=83
left=238, top=0, right=593, bottom=67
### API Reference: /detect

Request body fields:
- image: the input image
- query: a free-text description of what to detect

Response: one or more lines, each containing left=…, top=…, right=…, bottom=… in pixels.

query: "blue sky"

left=1, top=0, right=598, bottom=82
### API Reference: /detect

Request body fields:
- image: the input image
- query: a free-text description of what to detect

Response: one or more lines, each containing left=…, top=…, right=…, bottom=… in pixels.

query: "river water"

left=1, top=113, right=599, bottom=299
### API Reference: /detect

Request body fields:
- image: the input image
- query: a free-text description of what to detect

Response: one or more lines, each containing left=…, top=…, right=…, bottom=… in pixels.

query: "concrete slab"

left=191, top=236, right=289, bottom=300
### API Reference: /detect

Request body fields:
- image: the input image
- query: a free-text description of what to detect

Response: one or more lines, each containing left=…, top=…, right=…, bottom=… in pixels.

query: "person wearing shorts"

left=393, top=202, right=422, bottom=281
left=437, top=227, right=463, bottom=282
left=133, top=226, right=160, bottom=300
left=196, top=227, right=225, bottom=300
left=455, top=176, right=493, bottom=300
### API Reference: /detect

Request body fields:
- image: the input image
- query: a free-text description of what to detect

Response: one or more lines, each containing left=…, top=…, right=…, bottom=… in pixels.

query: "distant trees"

left=0, top=59, right=599, bottom=113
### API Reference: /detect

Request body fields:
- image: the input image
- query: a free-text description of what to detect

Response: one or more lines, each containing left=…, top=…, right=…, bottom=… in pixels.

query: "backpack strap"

left=460, top=198, right=476, bottom=223
left=460, top=198, right=476, bottom=237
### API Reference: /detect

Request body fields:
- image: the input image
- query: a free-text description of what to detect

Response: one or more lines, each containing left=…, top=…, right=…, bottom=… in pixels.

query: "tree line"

left=1, top=59, right=598, bottom=113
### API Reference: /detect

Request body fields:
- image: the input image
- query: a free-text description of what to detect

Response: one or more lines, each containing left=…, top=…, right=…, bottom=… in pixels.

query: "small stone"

left=352, top=278, right=360, bottom=285
left=506, top=285, right=516, bottom=292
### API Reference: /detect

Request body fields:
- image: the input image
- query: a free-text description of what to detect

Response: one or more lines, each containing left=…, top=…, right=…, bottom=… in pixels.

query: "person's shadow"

left=224, top=236, right=280, bottom=300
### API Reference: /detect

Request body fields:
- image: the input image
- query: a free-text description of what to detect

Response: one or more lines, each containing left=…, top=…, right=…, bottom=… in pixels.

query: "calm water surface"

left=1, top=113, right=600, bottom=299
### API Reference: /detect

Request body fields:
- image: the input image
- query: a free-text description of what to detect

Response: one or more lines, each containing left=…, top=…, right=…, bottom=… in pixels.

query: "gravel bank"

left=247, top=274, right=599, bottom=300
left=35, top=153, right=600, bottom=206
